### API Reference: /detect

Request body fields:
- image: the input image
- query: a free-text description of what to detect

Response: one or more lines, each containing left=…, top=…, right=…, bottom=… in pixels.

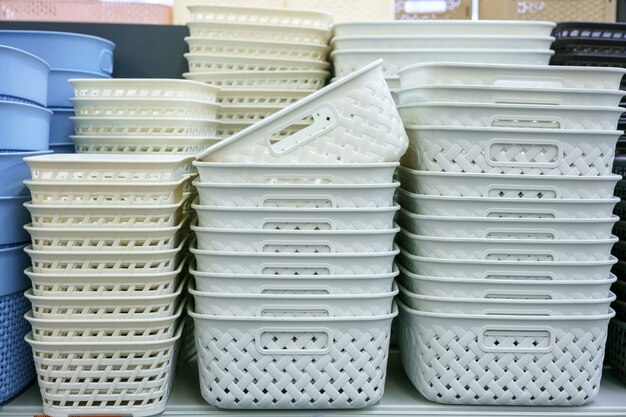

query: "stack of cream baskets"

left=188, top=60, right=407, bottom=409
left=393, top=62, right=626, bottom=406
left=183, top=4, right=332, bottom=138
left=21, top=153, right=194, bottom=417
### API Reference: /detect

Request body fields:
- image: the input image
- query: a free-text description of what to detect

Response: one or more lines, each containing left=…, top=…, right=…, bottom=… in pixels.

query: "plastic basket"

left=194, top=162, right=397, bottom=184
left=190, top=281, right=397, bottom=317
left=25, top=175, right=189, bottom=206
left=192, top=224, right=399, bottom=253
left=331, top=49, right=554, bottom=78
left=397, top=301, right=612, bottom=406
left=70, top=78, right=219, bottom=102
left=194, top=181, right=399, bottom=208
left=71, top=116, right=219, bottom=137
left=27, top=324, right=181, bottom=417
left=397, top=62, right=626, bottom=91
left=215, top=121, right=309, bottom=139
left=217, top=88, right=311, bottom=106
left=396, top=168, right=621, bottom=199
left=0, top=101, right=52, bottom=151
left=552, top=39, right=626, bottom=58
left=395, top=188, right=619, bottom=219
left=551, top=53, right=626, bottom=69
left=71, top=135, right=220, bottom=155
left=0, top=150, right=51, bottom=197
left=402, top=126, right=620, bottom=176
left=188, top=5, right=333, bottom=29
left=190, top=305, right=395, bottom=409
left=193, top=203, right=399, bottom=230
left=607, top=318, right=626, bottom=384
left=397, top=209, right=618, bottom=240
left=398, top=248, right=617, bottom=281
left=186, top=37, right=330, bottom=61
left=553, top=22, right=626, bottom=41
left=334, top=21, right=555, bottom=36
left=183, top=70, right=329, bottom=91
left=71, top=97, right=219, bottom=120
left=186, top=21, right=331, bottom=45
left=185, top=53, right=330, bottom=73
left=398, top=264, right=616, bottom=300
left=50, top=69, right=110, bottom=108
left=191, top=244, right=399, bottom=275
left=331, top=35, right=555, bottom=51
left=197, top=60, right=408, bottom=164
left=0, top=45, right=49, bottom=107
left=217, top=104, right=284, bottom=123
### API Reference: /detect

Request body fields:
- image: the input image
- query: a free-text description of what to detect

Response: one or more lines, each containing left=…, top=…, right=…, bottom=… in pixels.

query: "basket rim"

left=398, top=166, right=623, bottom=181
left=396, top=61, right=626, bottom=76
left=189, top=263, right=400, bottom=279
left=191, top=223, right=400, bottom=235
left=397, top=83, right=625, bottom=96
left=69, top=77, right=220, bottom=93
left=191, top=201, right=401, bottom=213
left=185, top=36, right=330, bottom=51
left=398, top=208, right=620, bottom=224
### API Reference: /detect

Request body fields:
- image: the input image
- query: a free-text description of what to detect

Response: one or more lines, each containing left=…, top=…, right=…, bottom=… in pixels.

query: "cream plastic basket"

left=395, top=188, right=620, bottom=219
left=194, top=181, right=399, bottom=208
left=192, top=203, right=399, bottom=230
left=71, top=116, right=219, bottom=137
left=190, top=305, right=395, bottom=409
left=193, top=162, right=397, bottom=184
left=71, top=97, right=220, bottom=119
left=25, top=176, right=190, bottom=206
left=70, top=78, right=220, bottom=102
left=189, top=281, right=397, bottom=317
left=186, top=21, right=331, bottom=45
left=397, top=264, right=616, bottom=300
left=397, top=301, right=612, bottom=406
left=197, top=60, right=408, bottom=164
left=185, top=37, right=330, bottom=62
left=192, top=224, right=399, bottom=253
left=27, top=325, right=181, bottom=417
left=217, top=88, right=311, bottom=106
left=216, top=121, right=309, bottom=139
left=402, top=126, right=621, bottom=176
left=191, top=244, right=399, bottom=275
left=71, top=135, right=220, bottom=155
left=217, top=104, right=283, bottom=123
left=397, top=168, right=621, bottom=199
left=397, top=209, right=618, bottom=240
left=331, top=49, right=554, bottom=78
left=333, top=21, right=556, bottom=37
left=331, top=35, right=555, bottom=50
left=397, top=248, right=617, bottom=281
left=183, top=70, right=329, bottom=91
left=396, top=63, right=626, bottom=91
left=185, top=54, right=330, bottom=73
left=24, top=154, right=193, bottom=183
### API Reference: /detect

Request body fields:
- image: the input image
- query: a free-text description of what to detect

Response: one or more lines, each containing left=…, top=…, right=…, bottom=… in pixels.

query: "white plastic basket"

left=72, top=135, right=220, bottom=155
left=25, top=278, right=184, bottom=320
left=27, top=302, right=184, bottom=342
left=26, top=241, right=186, bottom=274
left=71, top=97, right=220, bottom=119
left=397, top=301, right=612, bottom=406
left=70, top=78, right=220, bottom=102
left=395, top=188, right=620, bottom=219
left=194, top=181, right=399, bottom=208
left=217, top=104, right=283, bottom=123
left=193, top=203, right=399, bottom=230
left=397, top=168, right=621, bottom=199
left=186, top=21, right=331, bottom=45
left=188, top=5, right=333, bottom=30
left=24, top=154, right=193, bottom=183
left=190, top=306, right=395, bottom=409
left=27, top=325, right=181, bottom=417
left=216, top=121, right=309, bottom=139
left=186, top=37, right=330, bottom=61
left=25, top=198, right=187, bottom=229
left=397, top=210, right=618, bottom=240
left=183, top=70, right=328, bottom=91
left=331, top=35, right=555, bottom=51
left=71, top=116, right=219, bottom=137
left=190, top=265, right=398, bottom=294
left=192, top=224, right=399, bottom=253
left=398, top=248, right=617, bottom=281
left=396, top=85, right=626, bottom=107
left=333, top=21, right=556, bottom=37
left=217, top=89, right=311, bottom=106
left=197, top=60, right=408, bottom=164
left=398, top=104, right=624, bottom=131
left=331, top=49, right=554, bottom=78
left=193, top=162, right=397, bottom=184
left=397, top=264, right=616, bottom=300
left=191, top=244, right=399, bottom=275
left=396, top=63, right=626, bottom=91
left=190, top=281, right=397, bottom=317
left=185, top=54, right=330, bottom=73
left=25, top=176, right=190, bottom=206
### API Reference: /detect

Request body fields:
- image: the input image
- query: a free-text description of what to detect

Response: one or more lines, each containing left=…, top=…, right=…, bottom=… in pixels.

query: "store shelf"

left=1, top=350, right=625, bottom=416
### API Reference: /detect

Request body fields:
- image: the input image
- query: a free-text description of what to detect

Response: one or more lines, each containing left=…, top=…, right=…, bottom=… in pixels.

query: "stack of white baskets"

left=183, top=5, right=333, bottom=138
left=21, top=153, right=194, bottom=417
left=188, top=60, right=407, bottom=409
left=330, top=21, right=556, bottom=92
left=393, top=62, right=626, bottom=406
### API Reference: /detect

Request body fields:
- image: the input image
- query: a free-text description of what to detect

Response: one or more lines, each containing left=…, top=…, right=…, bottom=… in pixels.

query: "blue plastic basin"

left=0, top=46, right=49, bottom=107
left=0, top=196, right=30, bottom=245
left=49, top=69, right=110, bottom=108
left=49, top=108, right=74, bottom=145
left=0, top=243, right=31, bottom=297
left=49, top=143, right=76, bottom=154
left=0, top=102, right=51, bottom=151
left=0, top=150, right=52, bottom=196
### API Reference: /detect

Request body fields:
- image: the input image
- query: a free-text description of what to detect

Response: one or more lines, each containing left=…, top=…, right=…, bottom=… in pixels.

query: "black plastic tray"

left=554, top=22, right=626, bottom=41
left=551, top=53, right=626, bottom=68
left=552, top=39, right=626, bottom=58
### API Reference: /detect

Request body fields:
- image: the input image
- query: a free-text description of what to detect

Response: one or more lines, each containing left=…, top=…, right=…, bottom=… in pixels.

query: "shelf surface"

left=2, top=350, right=626, bottom=416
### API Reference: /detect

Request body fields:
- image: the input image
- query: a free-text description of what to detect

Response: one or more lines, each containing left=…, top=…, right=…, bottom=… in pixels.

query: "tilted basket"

left=183, top=70, right=328, bottom=91
left=71, top=97, right=220, bottom=119
left=70, top=78, right=220, bottom=102
left=71, top=136, right=220, bottom=155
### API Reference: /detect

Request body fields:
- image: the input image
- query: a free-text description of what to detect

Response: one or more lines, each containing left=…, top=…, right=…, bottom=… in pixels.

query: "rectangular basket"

left=186, top=21, right=331, bottom=45
left=71, top=116, right=219, bottom=137
left=71, top=135, right=220, bottom=155
left=183, top=69, right=329, bottom=91
left=332, top=21, right=556, bottom=37
left=186, top=37, right=330, bottom=62
left=71, top=97, right=220, bottom=120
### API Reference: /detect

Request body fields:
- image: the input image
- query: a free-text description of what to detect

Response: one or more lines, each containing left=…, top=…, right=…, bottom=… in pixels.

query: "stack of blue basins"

left=0, top=44, right=52, bottom=403
left=0, top=30, right=115, bottom=154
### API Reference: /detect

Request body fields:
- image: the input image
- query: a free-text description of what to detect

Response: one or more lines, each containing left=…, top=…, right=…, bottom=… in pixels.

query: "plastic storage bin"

left=71, top=97, right=219, bottom=119
left=71, top=135, right=219, bottom=155
left=333, top=21, right=556, bottom=37
left=0, top=45, right=50, bottom=107
left=183, top=69, right=328, bottom=91
left=71, top=116, right=219, bottom=137
left=49, top=69, right=109, bottom=108
left=185, top=53, right=330, bottom=73
left=0, top=150, right=51, bottom=197
left=331, top=35, right=555, bottom=51
left=186, top=37, right=330, bottom=61
left=71, top=78, right=219, bottom=102
left=0, top=101, right=51, bottom=151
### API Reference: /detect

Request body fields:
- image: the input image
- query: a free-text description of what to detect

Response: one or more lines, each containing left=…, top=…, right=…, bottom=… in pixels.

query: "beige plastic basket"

left=71, top=97, right=219, bottom=120
left=185, top=54, right=330, bottom=73
left=71, top=136, right=220, bottom=155
left=183, top=70, right=328, bottom=91
left=187, top=21, right=331, bottom=45
left=185, top=37, right=330, bottom=61
left=70, top=78, right=219, bottom=102
left=71, top=116, right=219, bottom=137
left=218, top=89, right=310, bottom=106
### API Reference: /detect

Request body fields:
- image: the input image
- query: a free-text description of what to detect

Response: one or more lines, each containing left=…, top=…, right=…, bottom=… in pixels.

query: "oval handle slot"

left=479, top=327, right=555, bottom=353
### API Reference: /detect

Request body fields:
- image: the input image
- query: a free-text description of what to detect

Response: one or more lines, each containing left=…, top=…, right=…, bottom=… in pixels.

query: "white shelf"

left=2, top=350, right=626, bottom=416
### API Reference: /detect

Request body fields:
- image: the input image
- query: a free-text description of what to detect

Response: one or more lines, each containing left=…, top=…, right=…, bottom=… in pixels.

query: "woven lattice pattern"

left=195, top=323, right=391, bottom=408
